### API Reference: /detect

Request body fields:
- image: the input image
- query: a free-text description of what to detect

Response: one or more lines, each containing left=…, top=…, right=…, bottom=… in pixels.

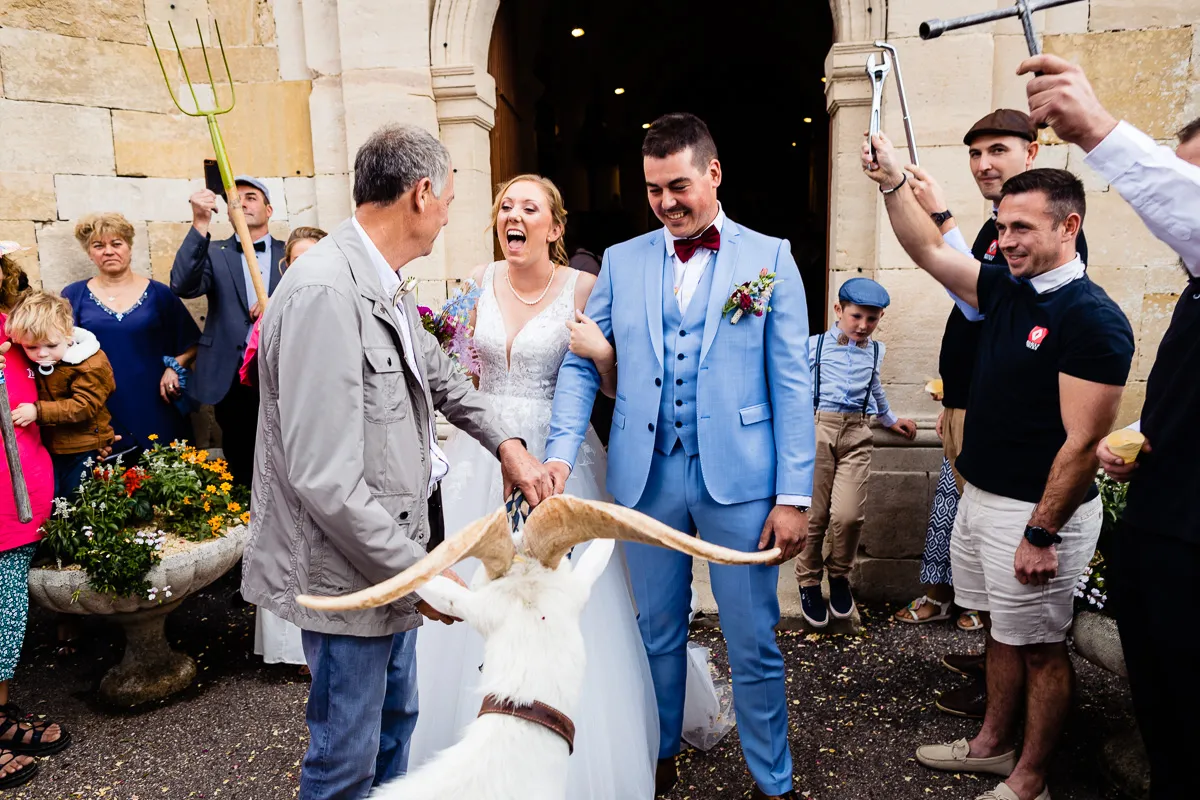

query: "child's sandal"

left=893, top=595, right=952, bottom=624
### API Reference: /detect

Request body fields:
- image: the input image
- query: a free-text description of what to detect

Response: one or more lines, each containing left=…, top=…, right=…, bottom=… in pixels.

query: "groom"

left=546, top=113, right=814, bottom=800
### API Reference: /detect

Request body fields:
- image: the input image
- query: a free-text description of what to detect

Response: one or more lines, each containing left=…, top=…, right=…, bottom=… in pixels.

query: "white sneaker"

left=976, top=782, right=1050, bottom=800
left=916, top=738, right=1016, bottom=776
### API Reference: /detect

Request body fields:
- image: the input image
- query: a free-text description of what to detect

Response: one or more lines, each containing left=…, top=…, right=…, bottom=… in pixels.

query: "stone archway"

left=430, top=0, right=503, bottom=276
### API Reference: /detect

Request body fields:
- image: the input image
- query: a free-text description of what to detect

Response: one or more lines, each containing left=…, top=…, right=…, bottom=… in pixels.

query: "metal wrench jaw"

left=866, top=52, right=892, bottom=164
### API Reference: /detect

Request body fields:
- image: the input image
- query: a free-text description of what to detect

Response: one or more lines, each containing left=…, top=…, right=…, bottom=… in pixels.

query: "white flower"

left=84, top=457, right=94, bottom=468
left=163, top=586, right=173, bottom=598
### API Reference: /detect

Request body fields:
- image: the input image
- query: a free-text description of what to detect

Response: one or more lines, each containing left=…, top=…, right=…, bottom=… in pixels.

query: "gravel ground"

left=6, top=571, right=1130, bottom=800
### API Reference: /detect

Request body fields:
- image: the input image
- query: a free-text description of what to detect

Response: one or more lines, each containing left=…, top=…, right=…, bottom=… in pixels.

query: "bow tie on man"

left=253, top=240, right=266, bottom=252
left=673, top=225, right=721, bottom=262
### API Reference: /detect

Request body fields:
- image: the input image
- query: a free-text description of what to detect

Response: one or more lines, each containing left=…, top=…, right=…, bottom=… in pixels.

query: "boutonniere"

left=399, top=275, right=419, bottom=296
left=722, top=269, right=777, bottom=324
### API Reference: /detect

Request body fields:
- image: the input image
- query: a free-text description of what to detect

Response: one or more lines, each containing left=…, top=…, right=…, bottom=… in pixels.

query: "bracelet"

left=880, top=173, right=908, bottom=195
left=163, top=355, right=187, bottom=375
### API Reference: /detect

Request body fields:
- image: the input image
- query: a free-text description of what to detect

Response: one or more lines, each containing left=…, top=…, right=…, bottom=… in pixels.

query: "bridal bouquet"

left=419, top=279, right=482, bottom=374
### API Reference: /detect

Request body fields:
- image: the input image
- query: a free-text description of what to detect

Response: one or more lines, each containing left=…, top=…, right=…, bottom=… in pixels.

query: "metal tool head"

left=865, top=50, right=892, bottom=82
left=147, top=20, right=237, bottom=118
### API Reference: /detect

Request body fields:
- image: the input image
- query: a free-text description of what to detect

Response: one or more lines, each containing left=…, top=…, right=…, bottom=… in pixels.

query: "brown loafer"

left=942, top=652, right=986, bottom=678
left=655, top=756, right=678, bottom=797
left=936, top=679, right=987, bottom=719
left=750, top=786, right=797, bottom=799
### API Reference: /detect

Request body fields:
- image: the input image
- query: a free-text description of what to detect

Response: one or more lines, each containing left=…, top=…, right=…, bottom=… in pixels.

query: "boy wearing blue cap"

left=796, top=277, right=916, bottom=628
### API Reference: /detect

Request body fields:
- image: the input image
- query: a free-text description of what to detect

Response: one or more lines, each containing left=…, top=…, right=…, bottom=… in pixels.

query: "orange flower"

left=228, top=501, right=241, bottom=513
left=148, top=434, right=159, bottom=441
left=203, top=501, right=211, bottom=512
left=205, top=485, right=218, bottom=495
left=240, top=511, right=251, bottom=525
left=183, top=496, right=191, bottom=505
left=220, top=482, right=232, bottom=494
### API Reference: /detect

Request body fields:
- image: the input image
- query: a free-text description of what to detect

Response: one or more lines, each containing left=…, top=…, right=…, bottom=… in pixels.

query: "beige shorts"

left=950, top=483, right=1101, bottom=647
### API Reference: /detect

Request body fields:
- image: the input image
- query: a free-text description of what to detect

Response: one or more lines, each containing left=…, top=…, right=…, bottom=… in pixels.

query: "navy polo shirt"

left=955, top=262, right=1134, bottom=505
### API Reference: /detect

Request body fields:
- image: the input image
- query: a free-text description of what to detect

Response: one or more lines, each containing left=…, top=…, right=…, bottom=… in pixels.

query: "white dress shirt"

left=1085, top=120, right=1200, bottom=277
left=352, top=218, right=449, bottom=496
left=664, top=205, right=726, bottom=314
left=235, top=232, right=272, bottom=343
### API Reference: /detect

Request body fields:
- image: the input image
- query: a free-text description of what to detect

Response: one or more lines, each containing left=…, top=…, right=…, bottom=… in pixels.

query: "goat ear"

left=416, top=575, right=478, bottom=625
left=569, top=539, right=616, bottom=594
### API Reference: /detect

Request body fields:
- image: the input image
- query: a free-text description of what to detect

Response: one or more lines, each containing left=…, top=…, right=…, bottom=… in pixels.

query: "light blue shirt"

left=236, top=232, right=272, bottom=343
left=808, top=325, right=897, bottom=428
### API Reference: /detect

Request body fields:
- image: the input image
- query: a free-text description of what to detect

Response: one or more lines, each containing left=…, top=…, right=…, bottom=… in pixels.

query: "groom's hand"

left=758, top=505, right=808, bottom=565
left=546, top=460, right=571, bottom=495
left=498, top=438, right=554, bottom=507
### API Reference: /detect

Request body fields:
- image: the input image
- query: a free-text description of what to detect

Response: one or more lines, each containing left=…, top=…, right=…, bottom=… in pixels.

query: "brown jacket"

left=35, top=327, right=116, bottom=455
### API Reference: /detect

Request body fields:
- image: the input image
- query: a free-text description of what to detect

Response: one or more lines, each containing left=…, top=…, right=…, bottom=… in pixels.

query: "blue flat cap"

left=838, top=277, right=890, bottom=309
left=234, top=175, right=271, bottom=205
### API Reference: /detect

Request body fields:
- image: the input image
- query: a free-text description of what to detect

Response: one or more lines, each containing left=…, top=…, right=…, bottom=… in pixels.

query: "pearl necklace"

left=506, top=266, right=556, bottom=306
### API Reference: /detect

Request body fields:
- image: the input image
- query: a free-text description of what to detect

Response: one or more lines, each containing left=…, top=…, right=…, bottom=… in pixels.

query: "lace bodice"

left=474, top=263, right=579, bottom=403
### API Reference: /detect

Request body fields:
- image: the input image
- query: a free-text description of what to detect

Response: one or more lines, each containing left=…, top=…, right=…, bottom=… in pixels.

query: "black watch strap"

left=1024, top=525, right=1062, bottom=547
left=931, top=209, right=953, bottom=226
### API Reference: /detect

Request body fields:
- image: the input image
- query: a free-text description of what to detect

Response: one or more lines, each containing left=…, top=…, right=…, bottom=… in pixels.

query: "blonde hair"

left=7, top=290, right=74, bottom=345
left=489, top=174, right=569, bottom=266
left=74, top=212, right=136, bottom=250
left=280, top=226, right=328, bottom=275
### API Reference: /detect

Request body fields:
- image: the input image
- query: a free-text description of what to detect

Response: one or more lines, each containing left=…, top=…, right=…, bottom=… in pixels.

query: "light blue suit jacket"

left=546, top=219, right=815, bottom=507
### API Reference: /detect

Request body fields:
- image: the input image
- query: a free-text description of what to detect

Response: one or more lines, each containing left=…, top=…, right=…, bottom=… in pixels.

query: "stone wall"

left=824, top=0, right=1199, bottom=601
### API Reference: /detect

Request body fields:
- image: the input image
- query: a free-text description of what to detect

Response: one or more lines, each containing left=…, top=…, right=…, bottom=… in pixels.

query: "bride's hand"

left=567, top=310, right=614, bottom=367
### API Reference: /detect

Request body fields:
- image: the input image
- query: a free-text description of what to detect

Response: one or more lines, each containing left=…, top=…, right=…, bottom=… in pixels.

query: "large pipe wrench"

left=866, top=51, right=891, bottom=167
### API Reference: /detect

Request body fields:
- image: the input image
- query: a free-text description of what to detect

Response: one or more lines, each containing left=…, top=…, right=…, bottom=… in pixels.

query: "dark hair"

left=999, top=168, right=1086, bottom=227
left=1178, top=117, right=1200, bottom=145
left=0, top=255, right=28, bottom=313
left=641, top=113, right=718, bottom=170
left=353, top=124, right=451, bottom=207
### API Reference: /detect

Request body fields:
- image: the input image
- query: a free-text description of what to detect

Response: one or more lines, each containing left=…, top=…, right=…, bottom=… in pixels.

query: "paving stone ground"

left=7, top=571, right=1129, bottom=799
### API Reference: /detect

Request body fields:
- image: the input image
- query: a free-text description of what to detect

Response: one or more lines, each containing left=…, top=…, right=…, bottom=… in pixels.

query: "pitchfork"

left=147, top=20, right=270, bottom=311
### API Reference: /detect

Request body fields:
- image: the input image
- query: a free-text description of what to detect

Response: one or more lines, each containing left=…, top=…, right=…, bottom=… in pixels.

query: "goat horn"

left=296, top=507, right=514, bottom=612
left=521, top=495, right=782, bottom=569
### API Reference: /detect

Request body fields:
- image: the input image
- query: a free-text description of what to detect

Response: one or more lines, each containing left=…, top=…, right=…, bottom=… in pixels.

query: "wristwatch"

left=930, top=209, right=953, bottom=227
left=1023, top=525, right=1062, bottom=548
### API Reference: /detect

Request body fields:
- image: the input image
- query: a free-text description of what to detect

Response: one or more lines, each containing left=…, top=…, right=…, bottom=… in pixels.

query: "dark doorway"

left=487, top=0, right=834, bottom=332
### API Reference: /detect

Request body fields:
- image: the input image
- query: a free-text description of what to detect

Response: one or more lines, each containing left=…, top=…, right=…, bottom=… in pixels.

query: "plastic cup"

left=1106, top=429, right=1145, bottom=463
left=925, top=379, right=943, bottom=397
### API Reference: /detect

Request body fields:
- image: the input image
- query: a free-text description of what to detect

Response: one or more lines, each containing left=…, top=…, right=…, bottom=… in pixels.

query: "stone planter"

left=27, top=526, right=248, bottom=707
left=1072, top=610, right=1149, bottom=800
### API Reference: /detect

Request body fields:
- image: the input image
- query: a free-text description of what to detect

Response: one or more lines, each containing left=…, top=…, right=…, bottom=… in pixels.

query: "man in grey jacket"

left=241, top=124, right=552, bottom=800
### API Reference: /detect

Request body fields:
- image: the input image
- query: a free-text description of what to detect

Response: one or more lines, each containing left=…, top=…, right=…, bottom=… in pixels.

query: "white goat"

left=298, top=495, right=779, bottom=800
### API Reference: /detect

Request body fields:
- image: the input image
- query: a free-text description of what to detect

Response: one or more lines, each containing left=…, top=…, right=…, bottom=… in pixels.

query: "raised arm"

left=862, top=132, right=982, bottom=307
left=170, top=225, right=215, bottom=299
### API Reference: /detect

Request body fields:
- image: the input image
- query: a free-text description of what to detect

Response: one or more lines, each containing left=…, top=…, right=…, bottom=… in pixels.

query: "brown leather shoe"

left=942, top=652, right=986, bottom=678
left=936, top=679, right=987, bottom=719
left=655, top=756, right=678, bottom=797
left=750, top=786, right=797, bottom=799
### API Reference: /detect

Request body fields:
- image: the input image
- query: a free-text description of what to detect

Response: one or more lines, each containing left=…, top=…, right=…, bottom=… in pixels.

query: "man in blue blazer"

left=546, top=114, right=815, bottom=800
left=171, top=176, right=286, bottom=486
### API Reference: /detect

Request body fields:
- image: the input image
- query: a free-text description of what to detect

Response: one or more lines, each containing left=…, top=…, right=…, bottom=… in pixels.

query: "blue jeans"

left=300, top=629, right=420, bottom=800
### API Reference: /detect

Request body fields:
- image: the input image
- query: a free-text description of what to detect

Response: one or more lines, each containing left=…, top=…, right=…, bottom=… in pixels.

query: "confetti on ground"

left=12, top=571, right=1131, bottom=799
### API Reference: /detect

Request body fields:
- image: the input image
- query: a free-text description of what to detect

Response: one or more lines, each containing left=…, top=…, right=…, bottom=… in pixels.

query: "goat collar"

left=478, top=694, right=576, bottom=754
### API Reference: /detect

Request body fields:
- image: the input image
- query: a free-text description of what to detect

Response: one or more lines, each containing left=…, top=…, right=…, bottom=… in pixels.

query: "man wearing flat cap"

left=173, top=176, right=286, bottom=486
left=893, top=110, right=1089, bottom=720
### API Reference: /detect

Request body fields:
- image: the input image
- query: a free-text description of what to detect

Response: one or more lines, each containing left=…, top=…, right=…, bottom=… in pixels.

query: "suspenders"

left=813, top=332, right=880, bottom=414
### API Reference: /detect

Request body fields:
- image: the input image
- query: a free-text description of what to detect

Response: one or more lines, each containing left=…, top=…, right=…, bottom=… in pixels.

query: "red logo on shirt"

left=1026, top=326, right=1049, bottom=351
left=985, top=240, right=999, bottom=259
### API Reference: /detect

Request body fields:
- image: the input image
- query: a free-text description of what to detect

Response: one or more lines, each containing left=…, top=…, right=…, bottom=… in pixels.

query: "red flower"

left=755, top=309, right=764, bottom=317
left=739, top=293, right=753, bottom=310
left=123, top=467, right=146, bottom=497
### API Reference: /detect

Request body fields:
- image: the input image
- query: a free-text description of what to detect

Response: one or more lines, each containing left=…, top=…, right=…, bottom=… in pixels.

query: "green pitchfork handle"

left=211, top=122, right=271, bottom=311
left=0, top=360, right=33, bottom=524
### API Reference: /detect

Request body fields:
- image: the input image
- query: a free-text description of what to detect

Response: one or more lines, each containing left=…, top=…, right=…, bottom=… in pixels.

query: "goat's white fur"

left=369, top=539, right=616, bottom=800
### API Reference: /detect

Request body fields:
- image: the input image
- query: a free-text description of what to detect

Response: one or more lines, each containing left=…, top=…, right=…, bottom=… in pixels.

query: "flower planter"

left=27, top=526, right=248, bottom=707
left=1072, top=610, right=1149, bottom=800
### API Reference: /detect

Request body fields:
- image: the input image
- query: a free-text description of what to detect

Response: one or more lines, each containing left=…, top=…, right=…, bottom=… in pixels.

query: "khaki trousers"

left=942, top=407, right=967, bottom=495
left=795, top=412, right=873, bottom=587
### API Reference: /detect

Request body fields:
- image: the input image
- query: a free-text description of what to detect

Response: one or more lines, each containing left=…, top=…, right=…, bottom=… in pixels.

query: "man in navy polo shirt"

left=863, top=136, right=1134, bottom=800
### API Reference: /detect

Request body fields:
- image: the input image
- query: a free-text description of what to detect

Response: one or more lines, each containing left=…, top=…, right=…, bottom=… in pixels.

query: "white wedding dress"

left=410, top=264, right=659, bottom=798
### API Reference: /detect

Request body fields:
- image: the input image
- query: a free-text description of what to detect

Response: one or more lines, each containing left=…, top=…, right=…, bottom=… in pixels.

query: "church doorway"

left=486, top=0, right=834, bottom=332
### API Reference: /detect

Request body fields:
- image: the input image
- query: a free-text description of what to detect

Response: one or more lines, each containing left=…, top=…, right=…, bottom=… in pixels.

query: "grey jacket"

left=240, top=220, right=513, bottom=637
left=171, top=227, right=286, bottom=405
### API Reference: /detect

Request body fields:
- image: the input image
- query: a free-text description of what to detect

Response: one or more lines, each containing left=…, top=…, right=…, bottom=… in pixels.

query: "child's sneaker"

left=828, top=576, right=856, bottom=619
left=800, top=585, right=828, bottom=628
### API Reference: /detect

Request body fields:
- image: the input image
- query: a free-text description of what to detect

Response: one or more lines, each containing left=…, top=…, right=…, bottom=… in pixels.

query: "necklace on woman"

left=506, top=265, right=556, bottom=306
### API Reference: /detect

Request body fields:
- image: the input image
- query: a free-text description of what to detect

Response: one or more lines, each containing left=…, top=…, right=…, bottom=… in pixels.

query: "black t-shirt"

left=955, top=264, right=1134, bottom=504
left=1124, top=276, right=1200, bottom=542
left=939, top=219, right=1089, bottom=410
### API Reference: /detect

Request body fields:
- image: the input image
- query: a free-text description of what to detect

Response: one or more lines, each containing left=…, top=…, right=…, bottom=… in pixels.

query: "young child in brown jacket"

left=6, top=291, right=115, bottom=499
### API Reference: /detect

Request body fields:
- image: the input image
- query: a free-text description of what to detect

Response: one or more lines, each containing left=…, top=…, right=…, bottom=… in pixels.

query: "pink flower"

left=760, top=268, right=769, bottom=277
left=755, top=309, right=764, bottom=317
left=418, top=305, right=433, bottom=318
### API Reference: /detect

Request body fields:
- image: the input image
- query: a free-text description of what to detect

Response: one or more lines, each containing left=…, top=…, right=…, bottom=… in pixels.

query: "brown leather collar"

left=478, top=694, right=576, bottom=754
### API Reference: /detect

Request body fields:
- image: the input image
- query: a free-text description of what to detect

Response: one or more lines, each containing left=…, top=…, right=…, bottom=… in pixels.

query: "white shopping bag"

left=681, top=641, right=735, bottom=751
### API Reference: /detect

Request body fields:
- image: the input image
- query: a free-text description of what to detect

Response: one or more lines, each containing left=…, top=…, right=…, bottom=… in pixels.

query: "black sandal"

left=0, top=704, right=72, bottom=756
left=0, top=748, right=38, bottom=790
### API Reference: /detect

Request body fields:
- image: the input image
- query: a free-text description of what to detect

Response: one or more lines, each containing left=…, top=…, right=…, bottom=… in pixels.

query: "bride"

left=410, top=175, right=658, bottom=797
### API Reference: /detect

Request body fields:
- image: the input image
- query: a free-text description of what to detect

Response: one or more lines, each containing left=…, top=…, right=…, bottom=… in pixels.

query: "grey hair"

left=353, top=124, right=451, bottom=207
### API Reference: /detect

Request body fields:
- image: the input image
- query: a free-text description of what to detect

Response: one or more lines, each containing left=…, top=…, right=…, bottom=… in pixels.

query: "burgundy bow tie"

left=672, top=225, right=721, bottom=263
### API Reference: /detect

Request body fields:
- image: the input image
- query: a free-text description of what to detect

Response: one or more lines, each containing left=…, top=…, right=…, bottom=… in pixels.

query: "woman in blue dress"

left=61, top=214, right=200, bottom=457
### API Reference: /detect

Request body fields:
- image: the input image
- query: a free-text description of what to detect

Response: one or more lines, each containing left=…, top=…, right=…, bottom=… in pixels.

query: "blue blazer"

left=170, top=226, right=285, bottom=405
left=546, top=220, right=816, bottom=507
